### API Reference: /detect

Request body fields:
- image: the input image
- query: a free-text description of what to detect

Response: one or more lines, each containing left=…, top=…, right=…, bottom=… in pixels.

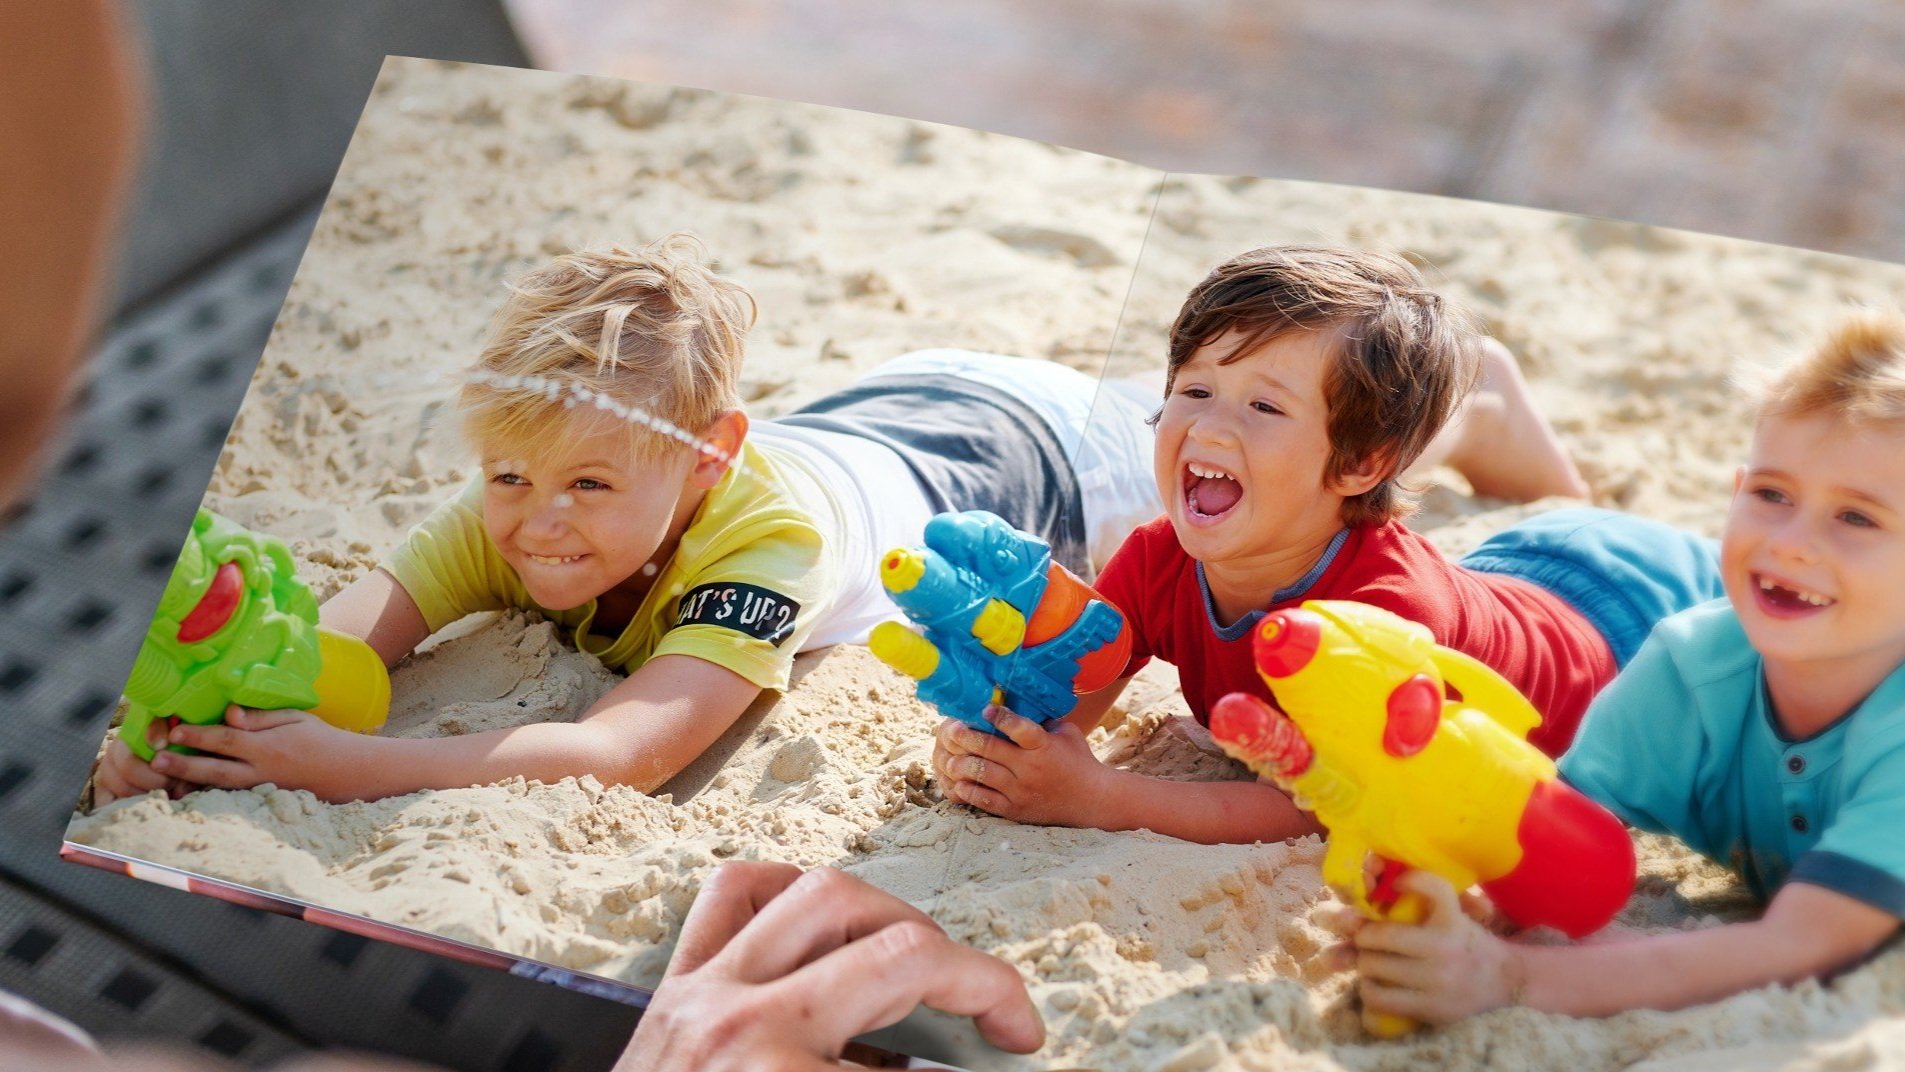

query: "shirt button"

left=1787, top=755, right=1806, bottom=774
left=1791, top=814, right=1809, bottom=833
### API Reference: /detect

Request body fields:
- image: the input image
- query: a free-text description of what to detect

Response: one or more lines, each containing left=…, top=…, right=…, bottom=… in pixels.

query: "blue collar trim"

left=1198, top=527, right=1351, bottom=642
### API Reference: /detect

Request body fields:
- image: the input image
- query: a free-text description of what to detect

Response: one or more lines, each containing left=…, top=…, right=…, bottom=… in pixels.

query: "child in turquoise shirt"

left=1332, top=314, right=1905, bottom=1022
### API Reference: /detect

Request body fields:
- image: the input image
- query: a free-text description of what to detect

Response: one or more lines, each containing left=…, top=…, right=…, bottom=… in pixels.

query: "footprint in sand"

left=766, top=734, right=829, bottom=786
left=987, top=225, right=1122, bottom=269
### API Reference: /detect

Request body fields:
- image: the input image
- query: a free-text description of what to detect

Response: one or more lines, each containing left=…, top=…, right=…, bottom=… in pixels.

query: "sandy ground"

left=69, top=59, right=1905, bottom=1070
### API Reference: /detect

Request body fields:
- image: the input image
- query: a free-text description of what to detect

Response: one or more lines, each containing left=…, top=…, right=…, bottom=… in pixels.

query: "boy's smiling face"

left=480, top=410, right=705, bottom=613
left=1723, top=411, right=1905, bottom=699
left=1154, top=329, right=1366, bottom=578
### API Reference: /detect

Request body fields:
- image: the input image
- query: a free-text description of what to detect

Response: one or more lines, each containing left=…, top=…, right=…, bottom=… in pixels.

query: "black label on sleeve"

left=672, top=582, right=801, bottom=646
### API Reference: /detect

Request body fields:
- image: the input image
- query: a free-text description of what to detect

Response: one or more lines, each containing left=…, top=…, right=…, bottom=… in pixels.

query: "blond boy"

left=95, top=234, right=1157, bottom=803
left=1335, top=314, right=1905, bottom=1022
left=934, top=246, right=1723, bottom=843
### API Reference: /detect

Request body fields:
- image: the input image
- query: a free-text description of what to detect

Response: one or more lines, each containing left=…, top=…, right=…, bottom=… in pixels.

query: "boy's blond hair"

left=1166, top=246, right=1481, bottom=527
left=1758, top=312, right=1905, bottom=429
left=457, top=233, right=757, bottom=461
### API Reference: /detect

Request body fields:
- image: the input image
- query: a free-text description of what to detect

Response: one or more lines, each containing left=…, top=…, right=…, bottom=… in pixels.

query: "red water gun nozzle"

left=1210, top=692, right=1313, bottom=779
left=1254, top=608, right=1322, bottom=679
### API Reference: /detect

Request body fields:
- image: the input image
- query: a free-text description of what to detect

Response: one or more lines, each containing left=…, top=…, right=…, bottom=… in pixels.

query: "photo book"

left=62, top=55, right=1905, bottom=1071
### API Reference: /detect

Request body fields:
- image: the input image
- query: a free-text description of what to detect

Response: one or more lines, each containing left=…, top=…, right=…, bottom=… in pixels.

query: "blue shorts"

left=1458, top=508, right=1723, bottom=666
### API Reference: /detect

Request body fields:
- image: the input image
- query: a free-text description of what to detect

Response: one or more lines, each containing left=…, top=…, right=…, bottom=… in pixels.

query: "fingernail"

left=151, top=754, right=170, bottom=771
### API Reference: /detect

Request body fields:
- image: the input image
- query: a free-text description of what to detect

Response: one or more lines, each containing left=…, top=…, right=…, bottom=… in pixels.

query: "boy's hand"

left=930, top=706, right=1109, bottom=826
left=1316, top=870, right=1524, bottom=1027
left=151, top=706, right=359, bottom=801
left=92, top=720, right=199, bottom=807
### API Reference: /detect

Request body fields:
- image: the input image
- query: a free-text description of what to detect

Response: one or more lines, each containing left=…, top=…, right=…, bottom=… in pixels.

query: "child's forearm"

left=1090, top=768, right=1321, bottom=845
left=1514, top=884, right=1898, bottom=1017
left=297, top=654, right=759, bottom=803
left=305, top=720, right=645, bottom=803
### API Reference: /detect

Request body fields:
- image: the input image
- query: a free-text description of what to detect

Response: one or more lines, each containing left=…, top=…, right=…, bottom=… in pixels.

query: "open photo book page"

left=63, top=55, right=1905, bottom=1072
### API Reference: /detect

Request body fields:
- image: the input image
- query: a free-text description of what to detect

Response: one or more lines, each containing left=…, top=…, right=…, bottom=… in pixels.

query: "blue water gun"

left=868, top=511, right=1131, bottom=734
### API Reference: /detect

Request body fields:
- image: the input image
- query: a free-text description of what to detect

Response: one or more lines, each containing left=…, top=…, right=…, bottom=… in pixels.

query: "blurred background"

left=517, top=0, right=1905, bottom=264
left=1, top=1, right=1899, bottom=1068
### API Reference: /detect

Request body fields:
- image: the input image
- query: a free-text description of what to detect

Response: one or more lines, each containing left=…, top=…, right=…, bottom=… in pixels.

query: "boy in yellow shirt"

left=95, top=234, right=1159, bottom=803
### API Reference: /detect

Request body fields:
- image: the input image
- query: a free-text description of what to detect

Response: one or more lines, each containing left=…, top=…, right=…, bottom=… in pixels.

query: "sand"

left=69, top=59, right=1905, bottom=1070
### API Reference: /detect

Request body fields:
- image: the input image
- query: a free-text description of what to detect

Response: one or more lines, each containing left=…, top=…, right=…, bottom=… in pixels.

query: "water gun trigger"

left=1368, top=857, right=1408, bottom=911
left=1321, top=836, right=1375, bottom=918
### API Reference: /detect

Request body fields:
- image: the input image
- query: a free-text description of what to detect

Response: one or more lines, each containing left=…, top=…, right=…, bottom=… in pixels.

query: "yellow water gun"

left=1209, top=600, right=1634, bottom=1036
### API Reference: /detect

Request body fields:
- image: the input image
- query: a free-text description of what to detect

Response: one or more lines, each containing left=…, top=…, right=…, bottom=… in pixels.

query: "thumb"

left=1394, top=869, right=1463, bottom=927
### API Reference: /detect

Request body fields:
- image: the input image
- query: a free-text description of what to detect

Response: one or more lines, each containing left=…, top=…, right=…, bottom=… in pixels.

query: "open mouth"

left=1752, top=572, right=1835, bottom=616
left=1183, top=461, right=1244, bottom=522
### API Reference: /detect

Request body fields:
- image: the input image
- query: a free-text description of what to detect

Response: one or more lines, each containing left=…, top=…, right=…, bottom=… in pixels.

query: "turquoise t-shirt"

left=1560, top=599, right=1905, bottom=916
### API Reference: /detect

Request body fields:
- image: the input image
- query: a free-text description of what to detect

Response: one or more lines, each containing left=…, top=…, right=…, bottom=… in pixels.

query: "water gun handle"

left=1362, top=859, right=1428, bottom=1038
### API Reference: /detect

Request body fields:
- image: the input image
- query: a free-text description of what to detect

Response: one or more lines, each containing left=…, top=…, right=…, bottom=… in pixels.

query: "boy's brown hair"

left=1165, top=245, right=1482, bottom=527
left=1757, top=312, right=1905, bottom=429
left=457, top=232, right=757, bottom=461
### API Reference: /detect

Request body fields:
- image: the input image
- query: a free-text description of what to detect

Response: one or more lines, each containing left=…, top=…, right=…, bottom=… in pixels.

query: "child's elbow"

left=593, top=744, right=680, bottom=796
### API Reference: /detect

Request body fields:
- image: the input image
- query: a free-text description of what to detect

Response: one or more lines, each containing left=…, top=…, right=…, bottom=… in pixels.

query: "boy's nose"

left=1187, top=410, right=1238, bottom=447
left=522, top=496, right=572, bottom=537
left=1768, top=518, right=1822, bottom=563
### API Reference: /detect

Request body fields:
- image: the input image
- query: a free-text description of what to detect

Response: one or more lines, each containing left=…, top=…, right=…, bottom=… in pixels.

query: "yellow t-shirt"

left=384, top=441, right=838, bottom=691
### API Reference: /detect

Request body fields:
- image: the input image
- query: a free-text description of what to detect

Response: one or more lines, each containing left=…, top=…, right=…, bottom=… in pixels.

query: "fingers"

left=164, top=721, right=246, bottom=757
left=1316, top=939, right=1358, bottom=974
left=223, top=705, right=309, bottom=731
left=712, top=868, right=940, bottom=985
left=668, top=861, right=805, bottom=978
left=985, top=706, right=1046, bottom=749
left=1350, top=917, right=1446, bottom=959
left=164, top=707, right=307, bottom=755
left=942, top=750, right=1019, bottom=816
left=775, top=920, right=1044, bottom=1055
left=148, top=750, right=260, bottom=790
left=1358, top=975, right=1442, bottom=1025
left=1313, top=903, right=1364, bottom=939
left=94, top=739, right=171, bottom=803
left=1352, top=948, right=1439, bottom=992
left=948, top=779, right=1011, bottom=815
left=934, top=719, right=1011, bottom=766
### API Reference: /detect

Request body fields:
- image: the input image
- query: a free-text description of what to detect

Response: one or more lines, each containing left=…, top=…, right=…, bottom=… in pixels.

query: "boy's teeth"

left=1758, top=576, right=1832, bottom=606
left=1188, top=462, right=1232, bottom=480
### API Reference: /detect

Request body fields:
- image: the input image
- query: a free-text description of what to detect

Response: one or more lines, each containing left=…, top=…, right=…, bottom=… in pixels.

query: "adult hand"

left=931, top=707, right=1108, bottom=826
left=152, top=706, right=356, bottom=799
left=616, top=861, right=1043, bottom=1072
left=1316, top=870, right=1523, bottom=1027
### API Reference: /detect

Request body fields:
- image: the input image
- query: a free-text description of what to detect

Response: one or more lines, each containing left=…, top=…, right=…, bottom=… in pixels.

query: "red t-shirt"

left=1093, top=517, right=1616, bottom=757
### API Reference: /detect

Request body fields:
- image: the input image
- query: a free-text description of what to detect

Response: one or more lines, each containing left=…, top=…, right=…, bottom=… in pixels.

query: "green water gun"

left=118, top=508, right=390, bottom=760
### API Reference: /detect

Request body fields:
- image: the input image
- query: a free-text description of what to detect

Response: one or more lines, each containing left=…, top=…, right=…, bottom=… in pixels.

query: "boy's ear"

left=687, top=408, right=749, bottom=489
left=1327, top=446, right=1397, bottom=498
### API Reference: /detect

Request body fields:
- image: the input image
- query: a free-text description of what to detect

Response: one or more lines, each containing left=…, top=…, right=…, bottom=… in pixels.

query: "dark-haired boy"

left=935, top=245, right=1721, bottom=844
